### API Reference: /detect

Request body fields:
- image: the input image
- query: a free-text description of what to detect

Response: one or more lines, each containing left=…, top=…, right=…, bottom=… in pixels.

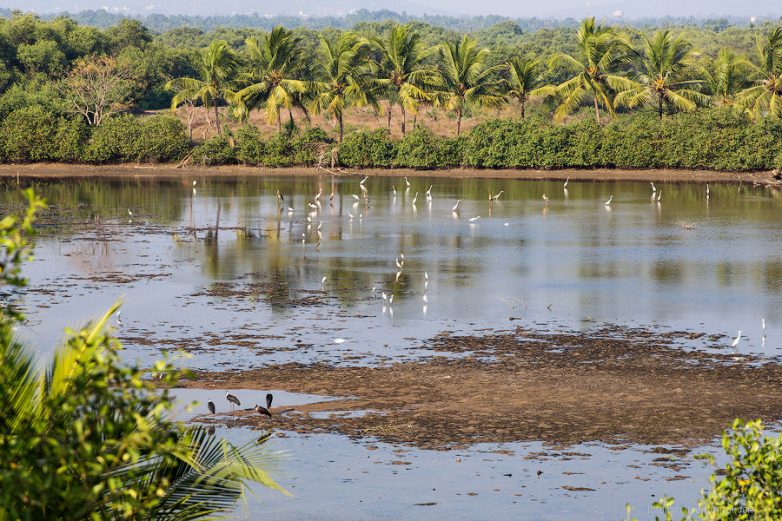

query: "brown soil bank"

left=0, top=163, right=780, bottom=185
left=185, top=327, right=782, bottom=450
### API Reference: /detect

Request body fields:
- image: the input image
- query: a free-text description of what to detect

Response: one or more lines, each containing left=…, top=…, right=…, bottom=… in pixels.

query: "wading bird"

left=360, top=176, right=369, bottom=185
left=604, top=195, right=613, bottom=206
left=321, top=276, right=327, bottom=290
left=762, top=318, right=766, bottom=336
left=731, top=330, right=742, bottom=349
left=392, top=186, right=397, bottom=196
left=564, top=178, right=569, bottom=188
left=254, top=404, right=272, bottom=418
left=352, top=194, right=360, bottom=201
left=706, top=184, right=710, bottom=199
left=451, top=200, right=461, bottom=212
left=208, top=400, right=216, bottom=414
left=542, top=194, right=549, bottom=203
left=469, top=216, right=481, bottom=223
left=412, top=192, right=418, bottom=205
left=404, top=177, right=411, bottom=187
left=226, top=392, right=240, bottom=411
left=315, top=188, right=322, bottom=201
left=651, top=182, right=656, bottom=193
left=491, top=191, right=504, bottom=201
left=657, top=191, right=662, bottom=203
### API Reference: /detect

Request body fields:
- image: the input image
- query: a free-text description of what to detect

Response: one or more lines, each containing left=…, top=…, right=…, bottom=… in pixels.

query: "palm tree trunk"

left=401, top=105, right=407, bottom=136
left=338, top=114, right=344, bottom=143
left=520, top=99, right=526, bottom=119
left=456, top=110, right=462, bottom=136
left=288, top=107, right=294, bottom=127
left=386, top=103, right=392, bottom=131
left=214, top=104, right=221, bottom=134
left=593, top=97, right=600, bottom=124
left=277, top=113, right=282, bottom=133
left=658, top=93, right=664, bottom=119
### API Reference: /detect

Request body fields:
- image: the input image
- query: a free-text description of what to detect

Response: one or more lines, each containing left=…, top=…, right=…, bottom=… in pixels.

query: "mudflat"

left=185, top=326, right=782, bottom=450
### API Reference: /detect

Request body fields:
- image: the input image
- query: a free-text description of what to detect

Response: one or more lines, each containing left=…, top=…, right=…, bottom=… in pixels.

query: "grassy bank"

left=1, top=109, right=781, bottom=172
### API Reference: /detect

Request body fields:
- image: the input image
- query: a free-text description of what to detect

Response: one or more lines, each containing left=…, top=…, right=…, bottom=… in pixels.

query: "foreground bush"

left=338, top=129, right=395, bottom=167
left=627, top=419, right=782, bottom=521
left=395, top=126, right=464, bottom=168
left=0, top=190, right=287, bottom=519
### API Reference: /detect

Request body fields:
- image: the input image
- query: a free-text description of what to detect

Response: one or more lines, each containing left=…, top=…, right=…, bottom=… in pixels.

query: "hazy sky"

left=8, top=0, right=782, bottom=18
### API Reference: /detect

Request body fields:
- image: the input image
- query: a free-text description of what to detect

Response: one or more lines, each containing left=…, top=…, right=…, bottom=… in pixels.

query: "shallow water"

left=3, top=173, right=781, bottom=519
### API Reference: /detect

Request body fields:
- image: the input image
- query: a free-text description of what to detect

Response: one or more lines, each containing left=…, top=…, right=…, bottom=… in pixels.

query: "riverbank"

left=0, top=163, right=779, bottom=185
left=184, top=326, right=782, bottom=450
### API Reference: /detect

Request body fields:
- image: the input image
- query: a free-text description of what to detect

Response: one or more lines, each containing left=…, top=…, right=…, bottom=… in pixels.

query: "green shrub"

left=83, top=115, right=142, bottom=164
left=191, top=134, right=236, bottom=165
left=234, top=125, right=265, bottom=165
left=395, top=126, right=463, bottom=168
left=85, top=115, right=188, bottom=163
left=338, top=129, right=395, bottom=168
left=0, top=106, right=87, bottom=162
left=290, top=127, right=333, bottom=166
left=137, top=115, right=189, bottom=162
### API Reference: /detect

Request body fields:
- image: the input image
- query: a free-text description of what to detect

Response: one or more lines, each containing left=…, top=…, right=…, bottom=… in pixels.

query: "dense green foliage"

left=0, top=11, right=781, bottom=169
left=628, top=419, right=782, bottom=521
left=0, top=190, right=287, bottom=519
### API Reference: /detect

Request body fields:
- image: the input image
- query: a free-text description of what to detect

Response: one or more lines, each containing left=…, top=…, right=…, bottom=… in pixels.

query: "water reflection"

left=1, top=175, right=781, bottom=364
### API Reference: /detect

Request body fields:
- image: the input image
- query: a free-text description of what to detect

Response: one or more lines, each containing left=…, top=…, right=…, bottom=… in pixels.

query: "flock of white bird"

left=270, top=174, right=761, bottom=351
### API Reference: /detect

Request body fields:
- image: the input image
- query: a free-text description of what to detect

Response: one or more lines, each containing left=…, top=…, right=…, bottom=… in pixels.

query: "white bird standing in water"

left=412, top=192, right=418, bottom=205
left=404, top=177, right=411, bottom=187
left=360, top=176, right=369, bottom=185
left=564, top=178, right=569, bottom=188
left=469, top=216, right=481, bottom=223
left=706, top=184, right=710, bottom=199
left=651, top=182, right=656, bottom=193
left=352, top=194, right=360, bottom=201
left=542, top=194, right=549, bottom=203
left=731, top=330, right=742, bottom=348
left=451, top=200, right=461, bottom=212
left=321, top=276, right=327, bottom=291
left=127, top=209, right=133, bottom=216
left=315, top=188, right=322, bottom=201
left=395, top=257, right=403, bottom=269
left=392, top=186, right=397, bottom=196
left=193, top=180, right=197, bottom=187
left=426, top=185, right=433, bottom=201
left=657, top=190, right=662, bottom=203
left=491, top=191, right=504, bottom=201
left=604, top=195, right=613, bottom=206
left=762, top=318, right=766, bottom=335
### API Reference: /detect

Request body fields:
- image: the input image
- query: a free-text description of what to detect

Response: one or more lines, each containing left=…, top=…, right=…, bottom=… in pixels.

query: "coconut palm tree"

left=737, top=28, right=782, bottom=119
left=549, top=17, right=634, bottom=123
left=699, top=49, right=753, bottom=107
left=504, top=57, right=555, bottom=119
left=435, top=36, right=505, bottom=135
left=310, top=32, right=378, bottom=142
left=614, top=30, right=706, bottom=118
left=166, top=39, right=239, bottom=134
left=233, top=27, right=308, bottom=132
left=373, top=23, right=438, bottom=135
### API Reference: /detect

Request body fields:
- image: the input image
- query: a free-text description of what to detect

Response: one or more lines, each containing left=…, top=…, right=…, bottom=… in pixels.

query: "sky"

left=7, top=0, right=782, bottom=18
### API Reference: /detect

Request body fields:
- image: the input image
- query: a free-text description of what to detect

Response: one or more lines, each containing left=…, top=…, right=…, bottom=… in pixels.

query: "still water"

left=3, top=173, right=781, bottom=519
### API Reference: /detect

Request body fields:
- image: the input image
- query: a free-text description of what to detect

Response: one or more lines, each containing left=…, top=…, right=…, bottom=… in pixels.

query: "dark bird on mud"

left=208, top=400, right=216, bottom=414
left=226, top=392, right=240, bottom=411
left=254, top=404, right=272, bottom=417
left=266, top=393, right=273, bottom=410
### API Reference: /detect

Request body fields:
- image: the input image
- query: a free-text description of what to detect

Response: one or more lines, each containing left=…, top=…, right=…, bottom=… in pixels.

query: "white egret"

left=193, top=180, right=197, bottom=187
left=352, top=194, right=360, bottom=201
left=395, top=271, right=402, bottom=282
left=469, top=216, right=481, bottom=223
left=426, top=185, right=433, bottom=200
left=706, top=184, right=710, bottom=198
left=395, top=258, right=403, bottom=269
left=657, top=190, right=662, bottom=202
left=564, top=177, right=569, bottom=188
left=404, top=177, right=411, bottom=187
left=392, top=186, right=397, bottom=196
left=542, top=194, right=549, bottom=203
left=424, top=271, right=428, bottom=281
left=127, top=209, right=133, bottom=216
left=315, top=188, right=322, bottom=201
left=308, top=202, right=318, bottom=210
left=360, top=176, right=369, bottom=185
left=389, top=294, right=394, bottom=304
left=651, top=182, right=656, bottom=193
left=762, top=318, right=766, bottom=335
left=731, top=330, right=742, bottom=348
left=451, top=200, right=461, bottom=212
left=334, top=338, right=347, bottom=344
left=490, top=191, right=504, bottom=201
left=412, top=192, right=419, bottom=205
left=604, top=195, right=613, bottom=206
left=321, top=276, right=327, bottom=290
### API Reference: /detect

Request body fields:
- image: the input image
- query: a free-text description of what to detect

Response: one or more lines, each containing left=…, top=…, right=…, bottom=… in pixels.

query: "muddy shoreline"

left=0, top=163, right=779, bottom=185
left=184, top=326, right=782, bottom=450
